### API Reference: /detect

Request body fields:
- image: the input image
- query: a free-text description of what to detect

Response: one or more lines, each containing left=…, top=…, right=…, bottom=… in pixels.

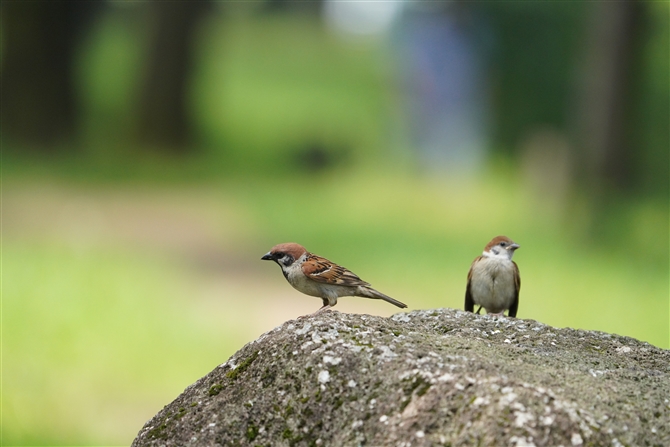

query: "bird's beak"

left=261, top=252, right=274, bottom=261
left=507, top=243, right=520, bottom=251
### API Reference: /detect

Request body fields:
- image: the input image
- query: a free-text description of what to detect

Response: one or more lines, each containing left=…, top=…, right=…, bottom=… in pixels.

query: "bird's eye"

left=500, top=242, right=507, bottom=247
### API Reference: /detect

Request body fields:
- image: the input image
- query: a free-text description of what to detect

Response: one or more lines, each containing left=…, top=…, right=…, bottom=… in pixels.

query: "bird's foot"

left=300, top=305, right=335, bottom=318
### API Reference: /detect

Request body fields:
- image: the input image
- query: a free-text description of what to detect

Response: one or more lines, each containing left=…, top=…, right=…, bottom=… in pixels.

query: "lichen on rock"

left=132, top=308, right=669, bottom=447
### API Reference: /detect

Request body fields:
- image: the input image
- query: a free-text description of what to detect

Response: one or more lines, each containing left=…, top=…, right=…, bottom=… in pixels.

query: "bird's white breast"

left=470, top=256, right=516, bottom=313
left=282, top=258, right=342, bottom=300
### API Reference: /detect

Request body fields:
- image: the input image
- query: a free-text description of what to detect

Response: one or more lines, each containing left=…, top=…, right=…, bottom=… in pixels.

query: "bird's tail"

left=357, top=287, right=407, bottom=309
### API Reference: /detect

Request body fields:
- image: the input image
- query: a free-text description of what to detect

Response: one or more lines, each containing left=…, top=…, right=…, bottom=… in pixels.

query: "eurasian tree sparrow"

left=465, top=236, right=521, bottom=317
left=262, top=242, right=407, bottom=315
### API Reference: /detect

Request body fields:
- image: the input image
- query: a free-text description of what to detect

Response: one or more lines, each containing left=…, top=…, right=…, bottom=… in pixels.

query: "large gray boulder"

left=132, top=308, right=669, bottom=447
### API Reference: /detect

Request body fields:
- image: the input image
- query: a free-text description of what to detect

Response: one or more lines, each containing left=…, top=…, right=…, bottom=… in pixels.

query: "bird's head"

left=483, top=236, right=520, bottom=260
left=261, top=242, right=308, bottom=268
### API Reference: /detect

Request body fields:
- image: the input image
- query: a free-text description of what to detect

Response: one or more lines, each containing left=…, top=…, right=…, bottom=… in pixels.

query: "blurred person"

left=395, top=3, right=490, bottom=175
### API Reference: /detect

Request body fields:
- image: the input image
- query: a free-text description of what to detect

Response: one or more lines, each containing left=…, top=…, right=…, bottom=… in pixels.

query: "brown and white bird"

left=262, top=242, right=407, bottom=315
left=464, top=236, right=521, bottom=317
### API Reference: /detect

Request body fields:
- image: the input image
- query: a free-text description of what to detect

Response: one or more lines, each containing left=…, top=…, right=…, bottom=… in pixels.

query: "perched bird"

left=465, top=236, right=521, bottom=317
left=262, top=242, right=407, bottom=315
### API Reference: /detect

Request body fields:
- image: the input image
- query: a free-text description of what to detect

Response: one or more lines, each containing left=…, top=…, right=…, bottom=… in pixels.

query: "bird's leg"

left=310, top=303, right=334, bottom=316
left=475, top=305, right=482, bottom=314
left=299, top=299, right=335, bottom=318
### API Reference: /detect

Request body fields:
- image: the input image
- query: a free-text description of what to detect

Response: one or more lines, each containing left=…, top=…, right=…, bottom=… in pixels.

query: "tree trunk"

left=1, top=3, right=97, bottom=149
left=136, top=1, right=211, bottom=153
left=575, top=2, right=644, bottom=195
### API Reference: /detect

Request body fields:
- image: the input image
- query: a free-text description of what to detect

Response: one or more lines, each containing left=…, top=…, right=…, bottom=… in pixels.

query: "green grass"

left=3, top=241, right=251, bottom=444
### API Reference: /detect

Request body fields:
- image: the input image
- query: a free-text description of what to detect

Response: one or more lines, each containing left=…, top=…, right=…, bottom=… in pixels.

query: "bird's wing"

left=301, top=254, right=371, bottom=287
left=507, top=260, right=521, bottom=317
left=464, top=256, right=480, bottom=313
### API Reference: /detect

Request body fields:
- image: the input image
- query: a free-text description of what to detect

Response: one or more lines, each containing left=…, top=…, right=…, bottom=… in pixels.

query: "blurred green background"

left=2, top=1, right=668, bottom=445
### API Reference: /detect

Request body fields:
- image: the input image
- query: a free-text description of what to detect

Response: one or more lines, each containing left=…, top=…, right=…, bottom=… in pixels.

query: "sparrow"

left=262, top=242, right=407, bottom=315
left=464, top=236, right=521, bottom=317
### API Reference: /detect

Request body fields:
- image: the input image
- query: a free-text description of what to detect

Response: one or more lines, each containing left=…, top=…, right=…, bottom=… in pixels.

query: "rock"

left=132, top=308, right=669, bottom=447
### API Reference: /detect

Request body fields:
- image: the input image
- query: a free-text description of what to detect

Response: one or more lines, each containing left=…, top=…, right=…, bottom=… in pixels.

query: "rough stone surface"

left=132, top=308, right=669, bottom=447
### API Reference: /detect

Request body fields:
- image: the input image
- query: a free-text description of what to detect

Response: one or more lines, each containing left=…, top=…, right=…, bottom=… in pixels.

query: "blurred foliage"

left=633, top=3, right=670, bottom=197
left=481, top=2, right=588, bottom=153
left=481, top=2, right=668, bottom=199
left=5, top=9, right=395, bottom=176
left=2, top=3, right=668, bottom=446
